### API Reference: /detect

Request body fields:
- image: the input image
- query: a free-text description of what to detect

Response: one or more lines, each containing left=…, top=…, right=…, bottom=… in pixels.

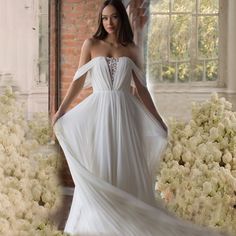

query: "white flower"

left=0, top=87, right=66, bottom=235
left=211, top=92, right=218, bottom=102
left=225, top=101, right=232, bottom=110
left=209, top=127, right=220, bottom=141
left=189, top=135, right=202, bottom=151
left=157, top=93, right=236, bottom=235
left=211, top=146, right=222, bottom=162
left=222, top=150, right=233, bottom=164
left=183, top=124, right=193, bottom=138
left=182, top=150, right=193, bottom=163
left=32, top=184, right=43, bottom=201
left=203, top=181, right=213, bottom=195
left=197, top=143, right=207, bottom=157
left=0, top=218, right=10, bottom=234
left=172, top=143, right=183, bottom=160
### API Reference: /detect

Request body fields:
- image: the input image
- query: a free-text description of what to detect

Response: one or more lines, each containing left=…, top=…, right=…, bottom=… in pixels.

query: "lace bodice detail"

left=105, top=57, right=119, bottom=84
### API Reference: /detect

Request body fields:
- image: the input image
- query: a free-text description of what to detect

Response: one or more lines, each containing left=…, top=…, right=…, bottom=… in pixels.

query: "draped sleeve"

left=130, top=59, right=147, bottom=88
left=72, top=59, right=95, bottom=89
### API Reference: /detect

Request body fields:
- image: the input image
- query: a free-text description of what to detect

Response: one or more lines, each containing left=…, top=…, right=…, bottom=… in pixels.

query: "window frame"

left=147, top=0, right=227, bottom=90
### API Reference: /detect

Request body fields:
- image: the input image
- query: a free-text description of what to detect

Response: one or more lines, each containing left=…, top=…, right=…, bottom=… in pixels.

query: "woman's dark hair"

left=92, top=0, right=134, bottom=46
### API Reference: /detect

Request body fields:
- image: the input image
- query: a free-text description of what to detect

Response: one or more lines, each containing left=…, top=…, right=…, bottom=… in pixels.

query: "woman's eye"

left=102, top=16, right=118, bottom=20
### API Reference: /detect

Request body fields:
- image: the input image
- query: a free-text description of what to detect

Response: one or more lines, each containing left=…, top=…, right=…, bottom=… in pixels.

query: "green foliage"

left=198, top=16, right=219, bottom=58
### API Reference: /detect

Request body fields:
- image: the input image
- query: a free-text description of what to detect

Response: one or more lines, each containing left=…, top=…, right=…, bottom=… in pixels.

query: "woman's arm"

left=132, top=47, right=168, bottom=132
left=52, top=38, right=92, bottom=126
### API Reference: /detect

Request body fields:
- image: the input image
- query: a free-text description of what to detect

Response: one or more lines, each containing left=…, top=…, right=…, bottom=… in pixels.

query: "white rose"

left=225, top=163, right=231, bottom=170
left=232, top=122, right=236, bottom=132
left=220, top=136, right=229, bottom=149
left=211, top=92, right=218, bottom=102
left=223, top=151, right=232, bottom=164
left=211, top=147, right=222, bottom=162
left=209, top=127, right=220, bottom=141
left=197, top=143, right=207, bottom=157
left=183, top=124, right=193, bottom=138
left=0, top=218, right=10, bottom=233
left=189, top=136, right=200, bottom=151
left=182, top=150, right=193, bottom=163
left=31, top=184, right=43, bottom=201
left=225, top=101, right=232, bottom=110
left=222, top=117, right=231, bottom=127
left=172, top=143, right=183, bottom=160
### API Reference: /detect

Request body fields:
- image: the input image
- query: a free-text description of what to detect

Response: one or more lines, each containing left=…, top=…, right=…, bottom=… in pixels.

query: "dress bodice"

left=72, top=56, right=147, bottom=91
left=105, top=57, right=119, bottom=85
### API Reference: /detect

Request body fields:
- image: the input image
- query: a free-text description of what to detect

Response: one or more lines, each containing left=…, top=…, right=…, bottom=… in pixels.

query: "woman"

left=52, top=0, right=228, bottom=235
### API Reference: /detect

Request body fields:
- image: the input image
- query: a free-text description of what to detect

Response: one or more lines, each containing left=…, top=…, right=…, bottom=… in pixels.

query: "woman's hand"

left=51, top=110, right=66, bottom=127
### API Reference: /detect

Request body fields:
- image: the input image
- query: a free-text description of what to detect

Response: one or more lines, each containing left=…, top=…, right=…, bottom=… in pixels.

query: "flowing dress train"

left=53, top=56, right=228, bottom=236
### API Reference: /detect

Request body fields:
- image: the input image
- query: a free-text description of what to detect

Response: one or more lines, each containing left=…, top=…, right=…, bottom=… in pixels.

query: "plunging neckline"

left=90, top=57, right=128, bottom=86
left=92, top=56, right=146, bottom=88
left=104, top=57, right=120, bottom=87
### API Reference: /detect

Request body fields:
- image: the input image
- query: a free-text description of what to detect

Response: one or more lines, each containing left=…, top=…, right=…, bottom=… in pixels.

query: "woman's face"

left=102, top=5, right=120, bottom=34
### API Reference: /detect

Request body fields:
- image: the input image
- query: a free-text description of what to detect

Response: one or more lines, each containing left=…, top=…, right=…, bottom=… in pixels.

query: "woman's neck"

left=104, top=34, right=119, bottom=47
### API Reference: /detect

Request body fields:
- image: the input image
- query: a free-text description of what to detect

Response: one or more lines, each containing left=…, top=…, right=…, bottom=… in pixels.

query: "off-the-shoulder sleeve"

left=130, top=60, right=147, bottom=88
left=72, top=59, right=95, bottom=89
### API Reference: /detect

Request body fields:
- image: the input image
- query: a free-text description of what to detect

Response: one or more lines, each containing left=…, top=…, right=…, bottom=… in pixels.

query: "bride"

left=52, top=0, right=229, bottom=235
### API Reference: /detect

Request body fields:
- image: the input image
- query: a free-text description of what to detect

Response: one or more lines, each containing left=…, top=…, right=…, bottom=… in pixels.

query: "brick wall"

left=60, top=0, right=104, bottom=109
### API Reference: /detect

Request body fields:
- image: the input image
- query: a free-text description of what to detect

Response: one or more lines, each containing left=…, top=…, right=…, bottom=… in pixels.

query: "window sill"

left=147, top=82, right=236, bottom=94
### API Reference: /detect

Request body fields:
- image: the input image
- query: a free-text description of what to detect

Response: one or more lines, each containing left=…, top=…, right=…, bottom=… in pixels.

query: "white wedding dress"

left=53, top=56, right=228, bottom=236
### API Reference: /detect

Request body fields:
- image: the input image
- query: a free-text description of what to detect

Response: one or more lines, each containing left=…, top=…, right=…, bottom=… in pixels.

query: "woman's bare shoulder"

left=79, top=38, right=100, bottom=59
left=78, top=38, right=97, bottom=66
left=84, top=37, right=101, bottom=46
left=82, top=37, right=103, bottom=53
left=82, top=37, right=96, bottom=47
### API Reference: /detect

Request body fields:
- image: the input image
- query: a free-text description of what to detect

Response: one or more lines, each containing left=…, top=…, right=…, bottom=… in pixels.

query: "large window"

left=148, top=0, right=219, bottom=85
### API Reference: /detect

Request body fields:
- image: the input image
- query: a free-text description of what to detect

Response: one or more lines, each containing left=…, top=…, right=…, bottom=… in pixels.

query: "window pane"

left=192, top=62, right=204, bottom=81
left=38, top=0, right=49, bottom=84
left=170, top=15, right=191, bottom=60
left=148, top=64, right=162, bottom=83
left=148, top=0, right=219, bottom=85
left=199, top=0, right=219, bottom=14
left=178, top=63, right=190, bottom=82
left=150, top=0, right=169, bottom=13
left=172, top=0, right=195, bottom=13
left=198, top=16, right=219, bottom=59
left=206, top=60, right=218, bottom=81
left=161, top=63, right=176, bottom=83
left=148, top=15, right=169, bottom=62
